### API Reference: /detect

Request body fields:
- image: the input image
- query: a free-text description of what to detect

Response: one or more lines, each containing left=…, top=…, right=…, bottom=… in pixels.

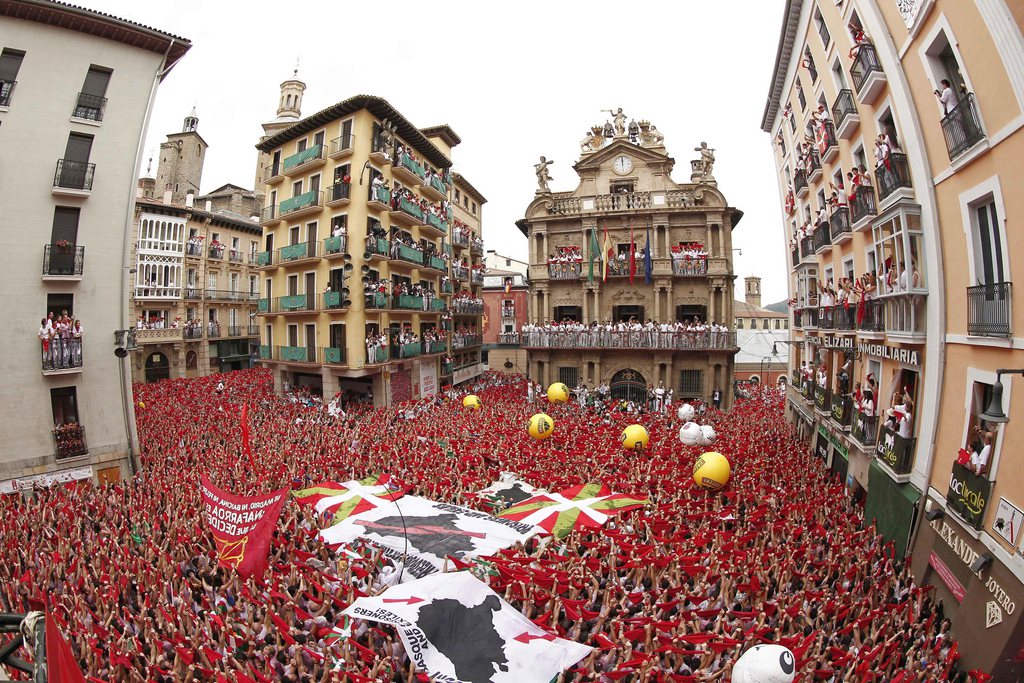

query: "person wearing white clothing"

left=935, top=79, right=957, bottom=115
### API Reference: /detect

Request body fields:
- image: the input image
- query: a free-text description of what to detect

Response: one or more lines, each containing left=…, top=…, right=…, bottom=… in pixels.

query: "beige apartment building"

left=0, top=0, right=189, bottom=490
left=253, top=88, right=485, bottom=404
left=762, top=0, right=1024, bottom=674
left=520, top=113, right=740, bottom=406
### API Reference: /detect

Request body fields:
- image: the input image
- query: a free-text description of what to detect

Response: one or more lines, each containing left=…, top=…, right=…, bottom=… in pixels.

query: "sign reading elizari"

left=858, top=342, right=920, bottom=366
left=807, top=335, right=854, bottom=350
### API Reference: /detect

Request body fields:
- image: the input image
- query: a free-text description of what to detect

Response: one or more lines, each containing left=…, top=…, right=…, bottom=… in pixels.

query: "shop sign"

left=815, top=425, right=830, bottom=462
left=858, top=342, right=920, bottom=366
left=993, top=498, right=1024, bottom=548
left=948, top=462, right=992, bottom=530
left=808, top=335, right=854, bottom=350
left=928, top=550, right=965, bottom=602
left=0, top=465, right=93, bottom=494
left=931, top=517, right=1018, bottom=620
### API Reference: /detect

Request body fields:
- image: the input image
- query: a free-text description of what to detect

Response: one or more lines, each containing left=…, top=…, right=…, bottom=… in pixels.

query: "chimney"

left=185, top=192, right=195, bottom=208
left=163, top=189, right=173, bottom=204
left=205, top=200, right=213, bottom=212
left=744, top=276, right=762, bottom=309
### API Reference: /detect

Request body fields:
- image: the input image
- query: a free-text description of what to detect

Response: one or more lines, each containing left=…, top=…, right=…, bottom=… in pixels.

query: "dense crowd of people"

left=0, top=368, right=986, bottom=682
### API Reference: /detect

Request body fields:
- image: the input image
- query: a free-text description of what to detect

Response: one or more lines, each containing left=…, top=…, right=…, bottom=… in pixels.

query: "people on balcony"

left=332, top=222, right=347, bottom=238
left=847, top=22, right=871, bottom=61
left=520, top=317, right=730, bottom=349
left=884, top=393, right=914, bottom=439
left=828, top=180, right=848, bottom=209
left=967, top=423, right=994, bottom=476
left=365, top=331, right=388, bottom=364
left=935, top=79, right=958, bottom=116
left=40, top=312, right=84, bottom=370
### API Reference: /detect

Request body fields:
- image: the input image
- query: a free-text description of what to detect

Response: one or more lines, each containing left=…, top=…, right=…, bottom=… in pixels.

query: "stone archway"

left=145, top=351, right=170, bottom=383
left=185, top=350, right=198, bottom=378
left=610, top=368, right=647, bottom=404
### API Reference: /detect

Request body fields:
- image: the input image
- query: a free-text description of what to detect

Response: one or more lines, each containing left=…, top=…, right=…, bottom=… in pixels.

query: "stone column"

left=321, top=367, right=340, bottom=399
left=582, top=285, right=589, bottom=323
left=654, top=288, right=661, bottom=322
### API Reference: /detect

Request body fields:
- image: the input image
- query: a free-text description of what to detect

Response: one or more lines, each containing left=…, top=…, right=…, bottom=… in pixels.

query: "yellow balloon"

left=528, top=413, right=555, bottom=440
left=621, top=424, right=650, bottom=452
left=546, top=382, right=570, bottom=404
left=462, top=395, right=482, bottom=411
left=138, top=401, right=145, bottom=410
left=693, top=451, right=731, bottom=491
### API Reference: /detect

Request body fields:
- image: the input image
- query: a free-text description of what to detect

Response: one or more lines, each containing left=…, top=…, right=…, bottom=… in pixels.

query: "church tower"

left=744, top=276, right=762, bottom=308
left=155, top=107, right=208, bottom=205
left=254, top=69, right=307, bottom=202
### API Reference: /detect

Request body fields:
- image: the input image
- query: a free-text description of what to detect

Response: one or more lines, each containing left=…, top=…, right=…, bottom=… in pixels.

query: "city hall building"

left=519, top=113, right=740, bottom=407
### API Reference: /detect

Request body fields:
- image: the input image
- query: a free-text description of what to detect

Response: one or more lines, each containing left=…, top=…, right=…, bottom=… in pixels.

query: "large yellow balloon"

left=463, top=395, right=482, bottom=411
left=693, top=451, right=731, bottom=491
left=528, top=413, right=555, bottom=440
left=546, top=382, right=570, bottom=404
left=621, top=424, right=650, bottom=452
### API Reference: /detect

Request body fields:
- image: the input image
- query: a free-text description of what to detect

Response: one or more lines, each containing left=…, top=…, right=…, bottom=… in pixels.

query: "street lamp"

left=760, top=355, right=773, bottom=384
left=980, top=369, right=1024, bottom=423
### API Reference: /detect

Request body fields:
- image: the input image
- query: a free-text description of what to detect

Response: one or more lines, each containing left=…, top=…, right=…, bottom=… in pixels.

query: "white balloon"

left=732, top=644, right=796, bottom=683
left=699, top=424, right=717, bottom=446
left=677, top=403, right=695, bottom=422
left=679, top=422, right=702, bottom=446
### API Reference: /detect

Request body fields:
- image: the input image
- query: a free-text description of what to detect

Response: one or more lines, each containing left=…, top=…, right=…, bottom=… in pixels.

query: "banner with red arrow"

left=344, top=571, right=591, bottom=683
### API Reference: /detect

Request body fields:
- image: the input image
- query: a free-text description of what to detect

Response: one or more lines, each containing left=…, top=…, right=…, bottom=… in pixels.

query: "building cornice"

left=255, top=94, right=452, bottom=169
left=135, top=198, right=261, bottom=235
left=760, top=0, right=804, bottom=133
left=419, top=124, right=462, bottom=148
left=452, top=172, right=487, bottom=204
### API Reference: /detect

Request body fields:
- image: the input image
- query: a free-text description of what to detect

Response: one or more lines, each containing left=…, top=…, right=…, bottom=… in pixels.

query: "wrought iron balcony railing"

left=875, top=153, right=913, bottom=202
left=521, top=330, right=737, bottom=351
left=42, top=244, right=85, bottom=276
left=53, top=159, right=95, bottom=191
left=72, top=92, right=107, bottom=121
left=53, top=423, right=87, bottom=459
left=940, top=93, right=985, bottom=160
left=967, top=282, right=1011, bottom=337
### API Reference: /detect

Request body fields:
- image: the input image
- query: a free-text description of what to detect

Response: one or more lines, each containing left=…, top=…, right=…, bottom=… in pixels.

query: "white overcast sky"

left=88, top=0, right=789, bottom=304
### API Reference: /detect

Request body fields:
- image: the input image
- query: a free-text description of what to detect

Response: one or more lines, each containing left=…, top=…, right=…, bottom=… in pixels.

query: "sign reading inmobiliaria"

left=200, top=476, right=288, bottom=578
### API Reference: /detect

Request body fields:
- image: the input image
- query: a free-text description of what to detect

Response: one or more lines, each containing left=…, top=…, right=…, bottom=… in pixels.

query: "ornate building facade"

left=520, top=113, right=740, bottom=407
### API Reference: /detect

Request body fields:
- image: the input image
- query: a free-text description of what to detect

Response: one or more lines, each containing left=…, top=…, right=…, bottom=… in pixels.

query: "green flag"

left=588, top=227, right=600, bottom=282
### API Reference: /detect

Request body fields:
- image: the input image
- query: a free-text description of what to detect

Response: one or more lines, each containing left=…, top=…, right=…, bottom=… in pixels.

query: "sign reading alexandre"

left=858, top=342, right=920, bottom=366
left=948, top=462, right=992, bottom=530
left=930, top=517, right=1017, bottom=625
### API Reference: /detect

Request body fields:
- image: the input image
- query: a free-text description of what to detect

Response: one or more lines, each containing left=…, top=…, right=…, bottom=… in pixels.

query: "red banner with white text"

left=200, top=476, right=287, bottom=579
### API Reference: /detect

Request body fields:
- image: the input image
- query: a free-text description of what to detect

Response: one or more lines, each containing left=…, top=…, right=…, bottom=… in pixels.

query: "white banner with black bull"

left=344, top=571, right=591, bottom=683
left=319, top=496, right=540, bottom=580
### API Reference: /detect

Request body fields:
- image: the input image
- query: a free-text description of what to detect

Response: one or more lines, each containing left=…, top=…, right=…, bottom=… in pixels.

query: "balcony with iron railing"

left=452, top=334, right=483, bottom=349
left=849, top=186, right=877, bottom=229
left=794, top=168, right=808, bottom=197
left=801, top=306, right=819, bottom=329
left=497, top=332, right=521, bottom=345
left=258, top=294, right=319, bottom=315
left=279, top=190, right=323, bottom=220
left=804, top=149, right=822, bottom=182
left=329, top=134, right=354, bottom=159
left=791, top=248, right=800, bottom=269
left=452, top=231, right=470, bottom=249
left=818, top=21, right=830, bottom=48
left=184, top=326, right=204, bottom=340
left=72, top=92, right=106, bottom=122
left=259, top=204, right=278, bottom=225
left=453, top=301, right=484, bottom=315
left=277, top=240, right=319, bottom=265
left=471, top=271, right=484, bottom=286
left=419, top=174, right=449, bottom=202
left=817, top=121, right=839, bottom=164
left=282, top=144, right=325, bottom=174
left=967, top=282, right=1011, bottom=337
left=53, top=159, right=95, bottom=193
left=548, top=262, right=582, bottom=280
left=441, top=361, right=453, bottom=375
left=272, top=345, right=317, bottom=363
left=423, top=212, right=449, bottom=237
left=41, top=338, right=83, bottom=374
left=393, top=196, right=427, bottom=226
left=326, top=182, right=351, bottom=207
left=364, top=291, right=392, bottom=310
left=324, top=234, right=347, bottom=258
left=185, top=242, right=204, bottom=258
left=800, top=379, right=815, bottom=402
left=366, top=344, right=390, bottom=365
left=42, top=244, right=85, bottom=279
left=940, top=93, right=985, bottom=160
left=395, top=294, right=446, bottom=312
left=451, top=264, right=468, bottom=281
left=393, top=243, right=425, bottom=266
left=800, top=236, right=813, bottom=260
left=834, top=305, right=856, bottom=331
left=264, top=160, right=284, bottom=185
left=0, top=79, right=15, bottom=107
left=227, top=325, right=242, bottom=337
left=851, top=410, right=877, bottom=449
left=832, top=89, right=860, bottom=139
left=228, top=249, right=244, bottom=263
left=874, top=153, right=913, bottom=205
left=205, top=289, right=257, bottom=302
left=672, top=256, right=709, bottom=277
left=812, top=222, right=831, bottom=254
left=817, top=306, right=834, bottom=330
left=441, top=281, right=453, bottom=294
left=876, top=425, right=915, bottom=477
left=793, top=308, right=803, bottom=329
left=829, top=207, right=852, bottom=244
left=393, top=154, right=427, bottom=185
left=859, top=298, right=884, bottom=334
left=850, top=44, right=886, bottom=102
left=521, top=330, right=738, bottom=351
left=367, top=184, right=391, bottom=210
left=247, top=325, right=259, bottom=336
left=209, top=245, right=225, bottom=260
left=366, top=236, right=389, bottom=259
left=322, top=346, right=347, bottom=366
left=423, top=254, right=448, bottom=273
left=53, top=423, right=87, bottom=459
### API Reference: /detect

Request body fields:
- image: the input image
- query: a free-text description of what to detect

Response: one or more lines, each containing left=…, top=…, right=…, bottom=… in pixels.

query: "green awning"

left=864, top=460, right=920, bottom=558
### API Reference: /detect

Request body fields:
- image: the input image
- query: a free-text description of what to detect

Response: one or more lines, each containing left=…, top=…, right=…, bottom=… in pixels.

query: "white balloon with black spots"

left=731, top=644, right=796, bottom=683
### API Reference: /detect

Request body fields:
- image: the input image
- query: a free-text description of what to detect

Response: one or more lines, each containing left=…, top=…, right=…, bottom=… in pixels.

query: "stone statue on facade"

left=378, top=118, right=396, bottom=159
left=638, top=120, right=664, bottom=147
left=603, top=108, right=627, bottom=137
left=580, top=125, right=605, bottom=153
left=534, top=156, right=554, bottom=193
left=627, top=119, right=640, bottom=143
left=602, top=121, right=614, bottom=139
left=691, top=141, right=716, bottom=183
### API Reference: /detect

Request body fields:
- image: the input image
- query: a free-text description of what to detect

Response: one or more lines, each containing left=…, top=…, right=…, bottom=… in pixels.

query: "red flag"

left=629, top=221, right=636, bottom=284
left=46, top=613, right=86, bottom=683
left=240, top=403, right=255, bottom=468
left=200, top=476, right=287, bottom=580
